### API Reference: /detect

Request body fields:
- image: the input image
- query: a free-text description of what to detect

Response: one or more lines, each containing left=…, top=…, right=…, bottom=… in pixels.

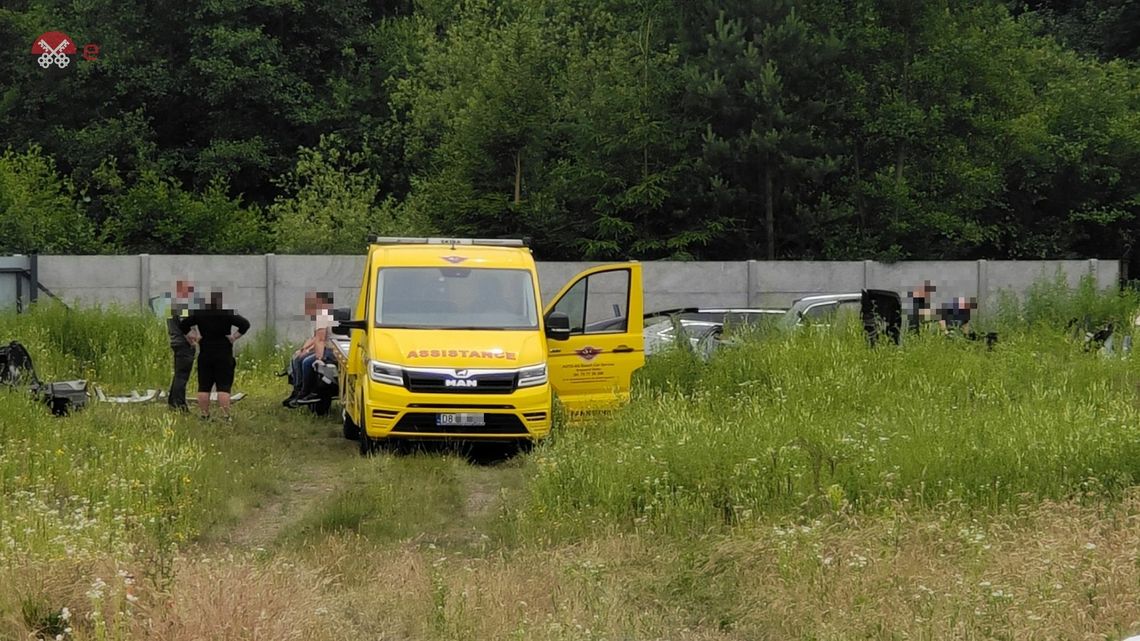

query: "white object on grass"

left=186, top=391, right=246, bottom=402
left=93, top=387, right=159, bottom=403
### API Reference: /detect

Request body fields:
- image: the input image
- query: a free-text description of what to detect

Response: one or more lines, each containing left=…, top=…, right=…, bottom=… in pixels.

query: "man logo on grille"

left=30, top=31, right=99, bottom=68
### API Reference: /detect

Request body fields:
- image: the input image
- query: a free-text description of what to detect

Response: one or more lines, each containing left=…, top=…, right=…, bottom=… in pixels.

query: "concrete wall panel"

left=28, top=255, right=1121, bottom=344
left=39, top=256, right=140, bottom=308
left=867, top=262, right=980, bottom=304
left=986, top=260, right=1095, bottom=302
left=749, top=261, right=865, bottom=308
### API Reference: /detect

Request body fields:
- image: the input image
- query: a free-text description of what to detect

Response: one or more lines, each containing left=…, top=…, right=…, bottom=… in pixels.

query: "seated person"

left=940, top=296, right=976, bottom=335
left=285, top=292, right=336, bottom=407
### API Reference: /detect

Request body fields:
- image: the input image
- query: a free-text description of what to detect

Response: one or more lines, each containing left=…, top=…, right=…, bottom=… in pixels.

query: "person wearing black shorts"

left=179, top=291, right=251, bottom=421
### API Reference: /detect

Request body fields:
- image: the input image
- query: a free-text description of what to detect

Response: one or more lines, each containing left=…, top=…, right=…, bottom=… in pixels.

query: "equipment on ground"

left=95, top=386, right=159, bottom=403
left=0, top=340, right=89, bottom=416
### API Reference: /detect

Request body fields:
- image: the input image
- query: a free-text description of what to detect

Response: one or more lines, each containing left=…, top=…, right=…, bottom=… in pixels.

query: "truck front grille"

left=404, top=371, right=517, bottom=394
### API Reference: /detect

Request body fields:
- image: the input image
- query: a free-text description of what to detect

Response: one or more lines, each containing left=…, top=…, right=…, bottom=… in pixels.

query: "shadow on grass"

left=376, top=439, right=531, bottom=467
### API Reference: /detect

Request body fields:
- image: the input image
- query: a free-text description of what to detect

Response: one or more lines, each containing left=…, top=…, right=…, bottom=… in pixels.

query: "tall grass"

left=0, top=302, right=169, bottom=388
left=514, top=281, right=1140, bottom=541
left=0, top=396, right=205, bottom=562
left=986, top=271, right=1140, bottom=334
left=0, top=303, right=302, bottom=571
left=1, top=274, right=1139, bottom=640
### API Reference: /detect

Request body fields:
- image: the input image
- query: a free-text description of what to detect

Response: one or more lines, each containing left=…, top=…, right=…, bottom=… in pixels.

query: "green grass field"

left=1, top=277, right=1139, bottom=640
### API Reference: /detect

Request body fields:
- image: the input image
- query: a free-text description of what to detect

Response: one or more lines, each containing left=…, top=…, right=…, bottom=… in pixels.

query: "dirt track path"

left=222, top=458, right=346, bottom=550
left=204, top=434, right=526, bottom=554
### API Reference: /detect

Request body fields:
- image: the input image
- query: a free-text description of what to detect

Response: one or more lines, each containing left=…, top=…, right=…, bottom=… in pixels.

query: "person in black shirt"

left=942, top=296, right=976, bottom=334
left=179, top=291, right=251, bottom=421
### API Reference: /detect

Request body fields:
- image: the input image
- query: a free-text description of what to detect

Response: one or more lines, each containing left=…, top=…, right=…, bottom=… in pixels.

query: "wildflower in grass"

left=86, top=577, right=106, bottom=601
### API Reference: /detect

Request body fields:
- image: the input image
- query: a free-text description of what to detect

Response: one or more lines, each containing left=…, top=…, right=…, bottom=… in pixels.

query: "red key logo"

left=32, top=32, right=75, bottom=68
left=31, top=31, right=99, bottom=68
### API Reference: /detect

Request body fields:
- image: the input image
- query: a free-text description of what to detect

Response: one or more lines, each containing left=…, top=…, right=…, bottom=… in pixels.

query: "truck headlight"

left=369, top=360, right=403, bottom=386
left=517, top=363, right=547, bottom=388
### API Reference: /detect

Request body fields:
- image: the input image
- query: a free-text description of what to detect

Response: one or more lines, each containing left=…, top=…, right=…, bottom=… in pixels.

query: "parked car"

left=644, top=291, right=907, bottom=359
left=778, top=293, right=865, bottom=329
left=642, top=307, right=786, bottom=358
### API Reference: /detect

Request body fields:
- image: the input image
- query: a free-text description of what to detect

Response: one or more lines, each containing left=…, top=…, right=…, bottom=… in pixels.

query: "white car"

left=642, top=308, right=786, bottom=358
left=779, top=293, right=864, bottom=329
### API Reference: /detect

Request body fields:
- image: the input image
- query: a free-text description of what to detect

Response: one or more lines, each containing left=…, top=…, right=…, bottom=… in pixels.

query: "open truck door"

left=543, top=263, right=645, bottom=413
left=861, top=289, right=902, bottom=346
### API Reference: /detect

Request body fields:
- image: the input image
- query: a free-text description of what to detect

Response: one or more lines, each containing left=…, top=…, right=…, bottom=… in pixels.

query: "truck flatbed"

left=332, top=337, right=350, bottom=360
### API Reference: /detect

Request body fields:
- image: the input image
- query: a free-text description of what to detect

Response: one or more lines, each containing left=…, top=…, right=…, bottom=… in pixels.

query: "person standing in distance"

left=179, top=291, right=250, bottom=422
left=167, top=280, right=200, bottom=412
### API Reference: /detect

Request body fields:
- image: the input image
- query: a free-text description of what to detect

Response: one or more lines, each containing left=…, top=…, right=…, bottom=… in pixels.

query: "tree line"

left=1, top=0, right=1137, bottom=276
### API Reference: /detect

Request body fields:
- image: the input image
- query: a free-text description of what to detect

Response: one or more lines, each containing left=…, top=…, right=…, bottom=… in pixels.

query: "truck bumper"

left=361, top=380, right=552, bottom=441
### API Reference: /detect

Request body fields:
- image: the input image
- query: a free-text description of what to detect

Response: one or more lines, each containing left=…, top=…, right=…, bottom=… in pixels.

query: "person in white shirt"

left=285, top=292, right=337, bottom=407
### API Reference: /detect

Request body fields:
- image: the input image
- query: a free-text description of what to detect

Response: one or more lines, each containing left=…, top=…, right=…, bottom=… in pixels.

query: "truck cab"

left=332, top=237, right=644, bottom=454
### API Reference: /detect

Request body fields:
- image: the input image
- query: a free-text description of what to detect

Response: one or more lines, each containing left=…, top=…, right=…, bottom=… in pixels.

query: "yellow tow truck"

left=331, top=237, right=645, bottom=454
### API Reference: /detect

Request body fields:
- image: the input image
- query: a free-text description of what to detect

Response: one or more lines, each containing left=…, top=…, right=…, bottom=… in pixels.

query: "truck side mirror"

left=545, top=312, right=571, bottom=341
left=333, top=319, right=368, bottom=335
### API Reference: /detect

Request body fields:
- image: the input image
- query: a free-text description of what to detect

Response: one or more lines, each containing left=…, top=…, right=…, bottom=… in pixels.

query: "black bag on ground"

left=0, top=340, right=39, bottom=386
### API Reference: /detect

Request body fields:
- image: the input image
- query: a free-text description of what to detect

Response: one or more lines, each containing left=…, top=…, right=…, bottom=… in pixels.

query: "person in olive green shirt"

left=165, top=280, right=200, bottom=411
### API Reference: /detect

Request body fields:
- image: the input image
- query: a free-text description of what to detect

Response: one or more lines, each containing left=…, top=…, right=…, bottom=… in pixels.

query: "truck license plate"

left=436, top=413, right=485, bottom=427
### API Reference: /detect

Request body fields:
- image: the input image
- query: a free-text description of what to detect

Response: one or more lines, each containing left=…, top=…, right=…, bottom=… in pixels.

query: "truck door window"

left=552, top=269, right=631, bottom=334
left=552, top=278, right=587, bottom=332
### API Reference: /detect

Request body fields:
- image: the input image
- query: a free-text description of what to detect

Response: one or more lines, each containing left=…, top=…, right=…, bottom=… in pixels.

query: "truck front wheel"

left=358, top=420, right=375, bottom=456
left=357, top=393, right=377, bottom=456
left=343, top=407, right=360, bottom=440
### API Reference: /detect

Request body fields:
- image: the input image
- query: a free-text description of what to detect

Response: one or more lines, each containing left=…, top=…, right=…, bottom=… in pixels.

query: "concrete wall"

left=38, top=256, right=141, bottom=308
left=26, top=255, right=1120, bottom=343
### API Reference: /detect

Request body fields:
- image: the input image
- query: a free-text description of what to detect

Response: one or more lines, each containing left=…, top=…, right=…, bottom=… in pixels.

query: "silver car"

left=643, top=308, right=786, bottom=358
left=778, top=293, right=864, bottom=329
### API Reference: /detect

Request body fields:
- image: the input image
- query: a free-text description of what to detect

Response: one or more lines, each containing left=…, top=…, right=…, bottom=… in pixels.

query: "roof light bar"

left=367, top=235, right=528, bottom=247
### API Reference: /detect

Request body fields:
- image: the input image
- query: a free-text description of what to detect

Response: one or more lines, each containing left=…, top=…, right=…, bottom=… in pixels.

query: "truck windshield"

left=374, top=267, right=539, bottom=330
